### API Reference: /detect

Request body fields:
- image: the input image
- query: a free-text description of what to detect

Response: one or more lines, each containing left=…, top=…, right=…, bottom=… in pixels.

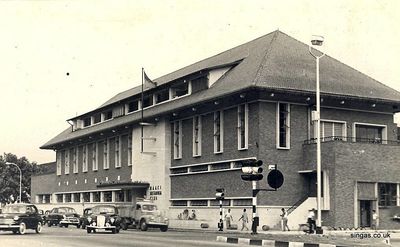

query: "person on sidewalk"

left=307, top=208, right=316, bottom=234
left=238, top=208, right=249, bottom=231
left=280, top=208, right=290, bottom=231
left=224, top=209, right=233, bottom=229
left=372, top=210, right=378, bottom=230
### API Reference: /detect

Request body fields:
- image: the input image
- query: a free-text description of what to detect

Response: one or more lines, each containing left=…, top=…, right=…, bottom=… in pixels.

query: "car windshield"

left=142, top=204, right=157, bottom=211
left=2, top=205, right=27, bottom=214
left=58, top=208, right=76, bottom=214
left=92, top=206, right=116, bottom=214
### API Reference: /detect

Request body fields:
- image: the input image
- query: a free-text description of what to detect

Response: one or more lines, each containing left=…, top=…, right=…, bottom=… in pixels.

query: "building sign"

left=149, top=185, right=162, bottom=201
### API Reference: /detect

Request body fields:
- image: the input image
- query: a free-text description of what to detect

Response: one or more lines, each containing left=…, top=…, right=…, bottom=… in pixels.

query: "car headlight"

left=87, top=217, right=92, bottom=222
left=150, top=216, right=155, bottom=221
left=164, top=218, right=169, bottom=222
left=110, top=218, right=115, bottom=223
left=13, top=216, right=19, bottom=221
left=63, top=215, right=67, bottom=219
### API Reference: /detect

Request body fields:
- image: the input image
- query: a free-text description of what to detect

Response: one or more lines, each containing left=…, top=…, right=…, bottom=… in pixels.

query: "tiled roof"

left=41, top=30, right=400, bottom=149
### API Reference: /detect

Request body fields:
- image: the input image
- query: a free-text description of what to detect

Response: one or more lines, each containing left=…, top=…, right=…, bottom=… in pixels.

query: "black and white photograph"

left=1, top=1, right=400, bottom=246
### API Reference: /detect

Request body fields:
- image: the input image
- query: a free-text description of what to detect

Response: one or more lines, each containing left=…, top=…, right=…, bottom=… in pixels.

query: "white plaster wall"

left=131, top=118, right=171, bottom=213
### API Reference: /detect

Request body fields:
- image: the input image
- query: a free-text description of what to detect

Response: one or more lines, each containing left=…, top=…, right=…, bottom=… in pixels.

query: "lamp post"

left=309, top=35, right=325, bottom=229
left=5, top=162, right=22, bottom=203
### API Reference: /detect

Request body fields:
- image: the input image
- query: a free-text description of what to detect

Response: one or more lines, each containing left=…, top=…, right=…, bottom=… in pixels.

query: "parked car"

left=0, top=203, right=43, bottom=235
left=78, top=208, right=92, bottom=229
left=47, top=207, right=80, bottom=228
left=86, top=205, right=121, bottom=234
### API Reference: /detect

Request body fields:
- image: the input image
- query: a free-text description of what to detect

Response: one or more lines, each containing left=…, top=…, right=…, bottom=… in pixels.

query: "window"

left=355, top=124, right=386, bottom=143
left=193, top=116, right=202, bottom=157
left=237, top=104, right=248, bottom=150
left=103, top=110, right=113, bottom=121
left=127, top=101, right=139, bottom=113
left=56, top=194, right=63, bottom=203
left=191, top=76, right=208, bottom=93
left=171, top=167, right=188, bottom=174
left=277, top=103, right=290, bottom=149
left=81, top=192, right=90, bottom=202
left=173, top=121, right=182, bottom=159
left=214, top=111, right=224, bottom=153
left=56, top=151, right=62, bottom=176
left=92, top=192, right=100, bottom=202
left=190, top=165, right=208, bottom=173
left=379, top=183, right=397, bottom=207
left=317, top=120, right=346, bottom=142
left=93, top=113, right=101, bottom=124
left=115, top=136, right=121, bottom=168
left=210, top=162, right=230, bottom=171
left=72, top=148, right=78, bottom=173
left=104, top=191, right=112, bottom=202
left=83, top=117, right=91, bottom=127
left=171, top=200, right=187, bottom=207
left=128, top=134, right=133, bottom=166
left=210, top=200, right=230, bottom=206
left=65, top=194, right=72, bottom=203
left=115, top=191, right=125, bottom=202
left=103, top=140, right=109, bottom=169
left=190, top=200, right=208, bottom=207
left=155, top=89, right=170, bottom=104
left=64, top=150, right=70, bottom=175
left=82, top=145, right=88, bottom=172
left=171, top=82, right=189, bottom=98
left=92, top=143, right=98, bottom=171
left=142, top=95, right=153, bottom=108
left=73, top=193, right=81, bottom=203
left=232, top=199, right=252, bottom=206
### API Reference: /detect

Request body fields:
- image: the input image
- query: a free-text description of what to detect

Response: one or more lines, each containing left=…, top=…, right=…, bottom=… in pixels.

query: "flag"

left=143, top=70, right=157, bottom=89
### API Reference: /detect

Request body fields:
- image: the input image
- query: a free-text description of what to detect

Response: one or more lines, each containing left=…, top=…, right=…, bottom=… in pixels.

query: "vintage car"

left=0, top=203, right=43, bottom=235
left=78, top=208, right=92, bottom=229
left=46, top=207, right=80, bottom=228
left=86, top=205, right=121, bottom=234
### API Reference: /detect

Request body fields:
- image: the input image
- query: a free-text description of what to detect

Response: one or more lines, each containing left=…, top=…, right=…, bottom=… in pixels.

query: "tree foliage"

left=0, top=153, right=48, bottom=204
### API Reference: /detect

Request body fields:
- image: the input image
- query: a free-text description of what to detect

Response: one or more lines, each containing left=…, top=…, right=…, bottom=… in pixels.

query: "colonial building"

left=37, top=30, right=400, bottom=229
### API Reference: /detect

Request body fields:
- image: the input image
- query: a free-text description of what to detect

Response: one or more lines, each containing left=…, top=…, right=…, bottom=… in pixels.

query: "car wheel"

left=64, top=224, right=69, bottom=228
left=121, top=222, right=128, bottom=230
left=81, top=223, right=86, bottom=229
left=140, top=220, right=148, bottom=231
left=160, top=226, right=168, bottom=232
left=59, top=223, right=63, bottom=227
left=18, top=222, right=26, bottom=235
left=76, top=224, right=80, bottom=228
left=87, top=228, right=91, bottom=234
left=12, top=230, right=18, bottom=234
left=47, top=221, right=52, bottom=227
left=111, top=228, right=116, bottom=234
left=36, top=222, right=43, bottom=233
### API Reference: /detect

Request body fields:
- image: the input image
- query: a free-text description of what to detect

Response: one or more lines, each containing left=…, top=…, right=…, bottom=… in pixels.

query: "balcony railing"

left=303, top=136, right=400, bottom=146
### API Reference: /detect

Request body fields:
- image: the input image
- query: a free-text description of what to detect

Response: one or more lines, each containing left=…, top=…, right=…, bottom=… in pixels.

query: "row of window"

left=57, top=175, right=121, bottom=186
left=173, top=104, right=252, bottom=159
left=379, top=183, right=399, bottom=207
left=171, top=198, right=252, bottom=207
left=170, top=161, right=241, bottom=175
left=56, top=134, right=132, bottom=176
left=74, top=80, right=194, bottom=131
left=35, top=190, right=135, bottom=204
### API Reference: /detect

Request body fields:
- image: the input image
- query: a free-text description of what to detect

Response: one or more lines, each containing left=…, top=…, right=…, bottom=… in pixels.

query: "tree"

left=0, top=153, right=46, bottom=204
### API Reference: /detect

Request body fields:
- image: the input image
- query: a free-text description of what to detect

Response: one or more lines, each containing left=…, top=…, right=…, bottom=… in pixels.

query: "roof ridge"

left=153, top=30, right=279, bottom=82
left=252, top=30, right=280, bottom=86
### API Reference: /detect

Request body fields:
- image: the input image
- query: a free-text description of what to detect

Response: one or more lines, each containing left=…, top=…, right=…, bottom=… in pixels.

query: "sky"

left=0, top=0, right=399, bottom=164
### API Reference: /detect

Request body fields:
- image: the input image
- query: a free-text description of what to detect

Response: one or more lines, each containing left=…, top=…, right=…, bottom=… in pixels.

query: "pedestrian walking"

left=280, top=208, right=290, bottom=231
left=372, top=210, right=378, bottom=230
left=238, top=208, right=249, bottom=231
left=224, top=209, right=233, bottom=229
left=307, top=208, right=316, bottom=234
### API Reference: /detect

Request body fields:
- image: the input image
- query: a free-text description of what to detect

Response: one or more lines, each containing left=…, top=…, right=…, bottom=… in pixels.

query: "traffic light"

left=215, top=188, right=225, bottom=200
left=240, top=159, right=264, bottom=181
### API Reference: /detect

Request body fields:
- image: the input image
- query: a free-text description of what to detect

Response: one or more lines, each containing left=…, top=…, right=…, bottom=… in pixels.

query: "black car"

left=86, top=205, right=121, bottom=234
left=79, top=208, right=92, bottom=229
left=0, top=203, right=43, bottom=235
left=47, top=207, right=80, bottom=228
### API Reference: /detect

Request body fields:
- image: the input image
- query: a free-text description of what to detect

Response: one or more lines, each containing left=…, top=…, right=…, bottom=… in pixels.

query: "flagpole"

left=141, top=67, right=144, bottom=153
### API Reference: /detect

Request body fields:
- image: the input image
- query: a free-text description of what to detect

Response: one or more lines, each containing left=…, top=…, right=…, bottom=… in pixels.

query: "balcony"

left=302, top=136, right=400, bottom=172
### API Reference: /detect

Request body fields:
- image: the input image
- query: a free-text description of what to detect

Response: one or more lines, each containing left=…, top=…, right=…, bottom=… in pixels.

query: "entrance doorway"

left=360, top=200, right=372, bottom=227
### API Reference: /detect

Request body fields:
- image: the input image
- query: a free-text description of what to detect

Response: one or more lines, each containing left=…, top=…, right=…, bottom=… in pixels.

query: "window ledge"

left=214, top=151, right=223, bottom=154
left=277, top=147, right=290, bottom=150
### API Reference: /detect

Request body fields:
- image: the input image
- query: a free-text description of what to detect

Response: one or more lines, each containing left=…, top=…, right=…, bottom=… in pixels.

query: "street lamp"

left=5, top=162, right=22, bottom=203
left=309, top=35, right=325, bottom=229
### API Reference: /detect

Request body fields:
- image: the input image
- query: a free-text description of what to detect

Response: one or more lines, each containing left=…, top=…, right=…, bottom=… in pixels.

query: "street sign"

left=267, top=169, right=284, bottom=189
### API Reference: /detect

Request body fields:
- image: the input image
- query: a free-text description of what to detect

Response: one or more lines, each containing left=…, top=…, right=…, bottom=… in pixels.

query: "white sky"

left=1, top=0, right=399, bottom=164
